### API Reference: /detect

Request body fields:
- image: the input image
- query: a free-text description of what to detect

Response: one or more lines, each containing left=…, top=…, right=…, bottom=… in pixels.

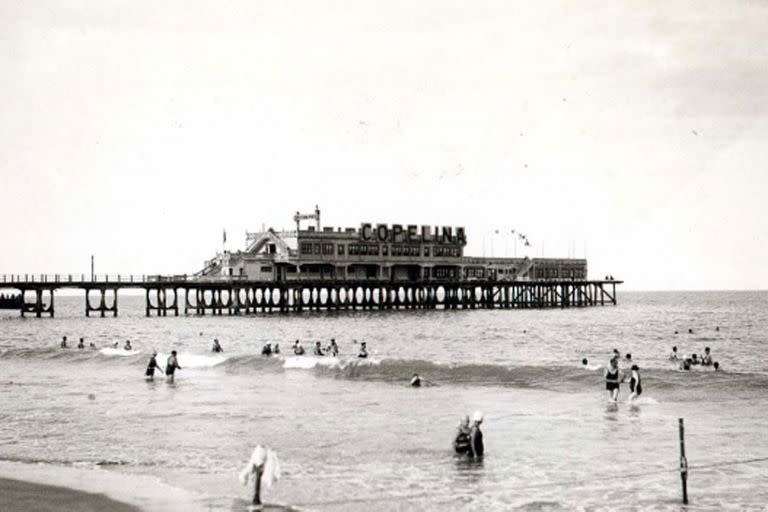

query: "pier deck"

left=0, top=274, right=621, bottom=317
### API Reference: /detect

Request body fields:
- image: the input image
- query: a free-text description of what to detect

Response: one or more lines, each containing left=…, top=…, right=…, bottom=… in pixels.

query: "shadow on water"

left=231, top=499, right=299, bottom=512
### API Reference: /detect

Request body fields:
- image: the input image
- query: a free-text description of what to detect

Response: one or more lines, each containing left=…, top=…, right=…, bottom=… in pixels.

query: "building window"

left=424, top=247, right=430, bottom=257
left=300, top=243, right=313, bottom=255
left=313, top=244, right=321, bottom=255
left=338, top=244, right=345, bottom=255
left=382, top=245, right=389, bottom=256
left=322, top=244, right=334, bottom=255
left=261, top=266, right=273, bottom=273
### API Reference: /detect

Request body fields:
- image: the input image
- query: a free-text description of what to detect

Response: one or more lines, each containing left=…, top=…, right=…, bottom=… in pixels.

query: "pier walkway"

left=0, top=274, right=622, bottom=317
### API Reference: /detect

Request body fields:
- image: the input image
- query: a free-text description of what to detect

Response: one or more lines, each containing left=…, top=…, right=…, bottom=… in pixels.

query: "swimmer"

left=669, top=346, right=678, bottom=361
left=329, top=339, right=339, bottom=357
left=605, top=357, right=621, bottom=402
left=357, top=342, right=368, bottom=359
left=690, top=353, right=700, bottom=365
left=112, top=341, right=119, bottom=349
left=60, top=336, right=68, bottom=349
left=582, top=358, right=589, bottom=366
left=701, top=347, right=713, bottom=366
left=453, top=415, right=471, bottom=454
left=622, top=353, right=632, bottom=370
left=261, top=343, right=273, bottom=356
left=313, top=341, right=324, bottom=356
left=410, top=373, right=422, bottom=387
left=89, top=342, right=96, bottom=349
left=674, top=330, right=679, bottom=335
left=124, top=340, right=132, bottom=351
left=628, top=364, right=642, bottom=401
left=680, top=358, right=692, bottom=371
left=77, top=338, right=85, bottom=349
left=165, top=350, right=182, bottom=383
left=714, top=361, right=720, bottom=371
left=716, top=326, right=720, bottom=332
left=211, top=339, right=223, bottom=353
left=688, top=328, right=694, bottom=334
left=293, top=340, right=305, bottom=356
left=273, top=343, right=280, bottom=355
left=469, top=411, right=485, bottom=459
left=145, top=351, right=162, bottom=380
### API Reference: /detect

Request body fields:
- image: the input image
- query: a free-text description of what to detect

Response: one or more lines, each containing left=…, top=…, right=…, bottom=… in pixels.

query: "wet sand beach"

left=0, top=477, right=140, bottom=512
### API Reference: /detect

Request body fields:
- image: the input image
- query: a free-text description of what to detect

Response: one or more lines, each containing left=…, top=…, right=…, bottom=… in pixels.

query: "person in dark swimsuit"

left=145, top=352, right=162, bottom=380
left=313, top=342, right=324, bottom=356
left=77, top=338, right=85, bottom=349
left=211, top=339, right=223, bottom=353
left=453, top=415, right=471, bottom=455
left=410, top=373, right=422, bottom=387
left=629, top=364, right=642, bottom=401
left=605, top=357, right=621, bottom=402
left=60, top=336, right=68, bottom=349
left=165, top=351, right=182, bottom=383
left=358, top=342, right=368, bottom=359
left=469, top=411, right=484, bottom=459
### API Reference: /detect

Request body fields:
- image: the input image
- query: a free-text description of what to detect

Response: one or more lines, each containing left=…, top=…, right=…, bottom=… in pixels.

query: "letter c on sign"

left=361, top=223, right=373, bottom=241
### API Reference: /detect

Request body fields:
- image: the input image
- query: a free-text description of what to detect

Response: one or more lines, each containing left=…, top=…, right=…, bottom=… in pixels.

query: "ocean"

left=1, top=291, right=767, bottom=511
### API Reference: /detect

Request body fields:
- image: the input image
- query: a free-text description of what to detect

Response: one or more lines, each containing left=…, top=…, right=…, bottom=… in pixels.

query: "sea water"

left=0, top=291, right=767, bottom=511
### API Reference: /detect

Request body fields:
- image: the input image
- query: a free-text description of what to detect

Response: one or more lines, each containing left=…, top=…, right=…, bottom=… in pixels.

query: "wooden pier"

left=0, top=274, right=621, bottom=317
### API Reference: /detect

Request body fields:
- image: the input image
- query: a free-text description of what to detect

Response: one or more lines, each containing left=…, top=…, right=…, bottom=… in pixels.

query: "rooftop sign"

left=360, top=223, right=466, bottom=245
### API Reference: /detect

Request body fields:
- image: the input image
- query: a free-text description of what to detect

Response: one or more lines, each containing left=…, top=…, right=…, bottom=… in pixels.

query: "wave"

left=2, top=346, right=767, bottom=395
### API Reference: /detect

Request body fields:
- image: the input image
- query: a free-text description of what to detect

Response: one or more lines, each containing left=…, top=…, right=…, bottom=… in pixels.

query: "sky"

left=1, top=0, right=766, bottom=290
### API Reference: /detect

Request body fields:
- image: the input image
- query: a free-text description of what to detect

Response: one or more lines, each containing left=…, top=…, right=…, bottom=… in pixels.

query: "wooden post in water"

left=679, top=418, right=689, bottom=504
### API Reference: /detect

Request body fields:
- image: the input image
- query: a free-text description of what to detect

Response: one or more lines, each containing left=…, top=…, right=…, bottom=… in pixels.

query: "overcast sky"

left=1, top=1, right=766, bottom=290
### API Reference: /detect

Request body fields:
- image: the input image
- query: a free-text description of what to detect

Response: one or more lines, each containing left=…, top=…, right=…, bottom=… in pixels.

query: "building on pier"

left=199, top=207, right=587, bottom=283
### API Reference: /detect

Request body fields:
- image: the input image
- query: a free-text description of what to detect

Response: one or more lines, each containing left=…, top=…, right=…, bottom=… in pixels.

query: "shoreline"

left=0, top=477, right=140, bottom=512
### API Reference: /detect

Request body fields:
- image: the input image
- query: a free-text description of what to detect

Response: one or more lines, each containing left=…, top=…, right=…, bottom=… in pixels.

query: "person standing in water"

left=313, top=341, right=324, bottom=356
left=628, top=364, right=642, bottom=401
left=77, top=338, right=85, bottom=349
left=669, top=346, right=678, bottom=362
left=453, top=415, right=471, bottom=455
left=145, top=352, right=162, bottom=380
left=211, top=339, right=223, bottom=353
left=261, top=343, right=273, bottom=356
left=293, top=340, right=305, bottom=355
left=357, top=341, right=368, bottom=359
left=273, top=343, right=280, bottom=355
left=165, top=351, right=182, bottom=383
left=469, top=411, right=484, bottom=459
left=605, top=357, right=621, bottom=402
left=329, top=339, right=339, bottom=357
left=60, top=336, right=68, bottom=348
left=701, top=347, right=713, bottom=366
left=124, top=340, right=132, bottom=351
left=410, top=373, right=422, bottom=387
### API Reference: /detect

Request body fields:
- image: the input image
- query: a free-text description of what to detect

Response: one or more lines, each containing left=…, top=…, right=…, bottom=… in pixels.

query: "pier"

left=0, top=274, right=621, bottom=317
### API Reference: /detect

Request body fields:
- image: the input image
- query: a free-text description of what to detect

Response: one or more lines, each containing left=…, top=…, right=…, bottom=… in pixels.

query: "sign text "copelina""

left=360, top=224, right=467, bottom=245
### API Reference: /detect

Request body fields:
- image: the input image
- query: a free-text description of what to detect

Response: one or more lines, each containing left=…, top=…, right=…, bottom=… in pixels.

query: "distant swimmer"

left=211, top=339, right=223, bottom=353
left=89, top=342, right=96, bottom=349
left=124, top=340, right=132, bottom=351
left=410, top=373, right=422, bottom=387
left=669, top=346, right=679, bottom=362
left=469, top=411, right=484, bottom=459
left=145, top=352, right=162, bottom=380
left=273, top=343, right=280, bottom=355
left=714, top=361, right=720, bottom=371
left=688, top=328, right=694, bottom=334
left=680, top=358, right=692, bottom=371
left=112, top=341, right=119, bottom=348
left=690, top=354, right=700, bottom=365
left=60, top=336, right=68, bottom=349
left=674, top=330, right=679, bottom=335
left=716, top=326, right=720, bottom=332
left=357, top=342, right=368, bottom=359
left=293, top=340, right=305, bottom=356
left=313, top=341, right=324, bottom=356
left=165, top=350, right=182, bottom=382
left=329, top=339, right=339, bottom=357
left=629, top=364, right=642, bottom=401
left=77, top=338, right=85, bottom=349
left=622, top=353, right=632, bottom=370
left=262, top=343, right=273, bottom=356
left=605, top=357, right=621, bottom=402
left=453, top=415, right=471, bottom=455
left=612, top=348, right=620, bottom=359
left=701, top=347, right=713, bottom=366
left=582, top=358, right=589, bottom=366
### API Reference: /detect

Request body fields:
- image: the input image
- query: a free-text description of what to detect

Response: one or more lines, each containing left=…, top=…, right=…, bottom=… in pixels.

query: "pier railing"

left=0, top=274, right=257, bottom=285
